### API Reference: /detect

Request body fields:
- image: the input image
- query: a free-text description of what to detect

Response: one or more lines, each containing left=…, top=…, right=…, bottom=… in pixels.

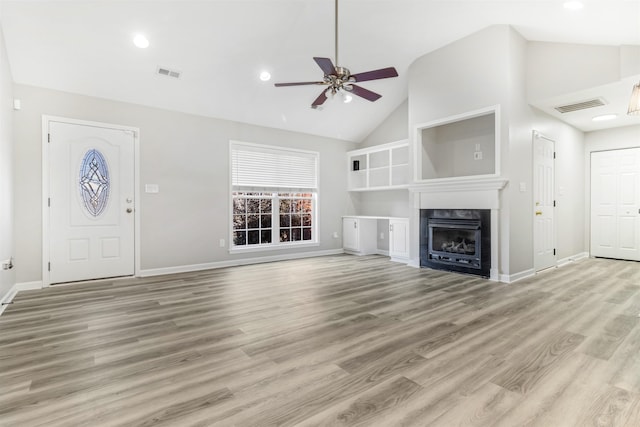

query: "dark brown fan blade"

left=351, top=67, right=398, bottom=82
left=313, top=57, right=337, bottom=76
left=348, top=84, right=382, bottom=102
left=311, top=89, right=329, bottom=108
left=274, top=81, right=326, bottom=87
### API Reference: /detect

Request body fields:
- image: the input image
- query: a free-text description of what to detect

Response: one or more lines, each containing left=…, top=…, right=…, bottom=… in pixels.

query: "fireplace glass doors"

left=428, top=219, right=481, bottom=269
left=420, top=209, right=491, bottom=277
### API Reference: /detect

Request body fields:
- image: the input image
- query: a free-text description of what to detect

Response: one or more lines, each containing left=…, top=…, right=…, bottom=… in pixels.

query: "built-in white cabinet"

left=343, top=216, right=409, bottom=262
left=348, top=140, right=409, bottom=191
left=343, top=217, right=377, bottom=255
left=389, top=218, right=410, bottom=261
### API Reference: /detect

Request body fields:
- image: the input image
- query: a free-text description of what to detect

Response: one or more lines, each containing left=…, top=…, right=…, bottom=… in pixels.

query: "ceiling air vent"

left=554, top=98, right=606, bottom=113
left=157, top=67, right=181, bottom=79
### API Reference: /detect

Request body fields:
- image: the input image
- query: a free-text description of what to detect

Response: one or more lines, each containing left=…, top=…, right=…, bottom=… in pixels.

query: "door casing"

left=42, top=116, right=141, bottom=287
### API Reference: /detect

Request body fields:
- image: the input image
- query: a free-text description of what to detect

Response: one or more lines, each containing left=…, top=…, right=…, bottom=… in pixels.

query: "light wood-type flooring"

left=1, top=255, right=640, bottom=426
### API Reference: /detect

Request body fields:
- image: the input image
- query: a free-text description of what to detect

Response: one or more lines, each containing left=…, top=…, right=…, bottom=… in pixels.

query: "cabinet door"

left=389, top=219, right=409, bottom=259
left=343, top=218, right=359, bottom=251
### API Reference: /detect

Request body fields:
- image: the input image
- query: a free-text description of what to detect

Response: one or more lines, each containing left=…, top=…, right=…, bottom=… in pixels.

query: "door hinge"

left=48, top=133, right=50, bottom=143
left=48, top=197, right=50, bottom=207
left=553, top=152, right=556, bottom=159
left=48, top=262, right=51, bottom=271
left=553, top=200, right=556, bottom=207
left=553, top=249, right=556, bottom=256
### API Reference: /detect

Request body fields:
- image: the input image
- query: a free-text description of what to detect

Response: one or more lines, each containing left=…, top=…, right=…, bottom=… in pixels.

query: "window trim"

left=229, top=141, right=320, bottom=253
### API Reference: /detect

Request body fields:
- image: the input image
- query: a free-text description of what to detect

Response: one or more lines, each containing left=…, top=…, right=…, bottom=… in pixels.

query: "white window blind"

left=231, top=142, right=318, bottom=190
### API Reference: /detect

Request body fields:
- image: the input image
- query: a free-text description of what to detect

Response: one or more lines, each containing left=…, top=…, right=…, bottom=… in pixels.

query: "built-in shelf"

left=348, top=140, right=409, bottom=191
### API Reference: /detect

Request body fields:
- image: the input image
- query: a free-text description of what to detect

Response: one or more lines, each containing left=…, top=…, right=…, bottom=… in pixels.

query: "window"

left=230, top=142, right=318, bottom=250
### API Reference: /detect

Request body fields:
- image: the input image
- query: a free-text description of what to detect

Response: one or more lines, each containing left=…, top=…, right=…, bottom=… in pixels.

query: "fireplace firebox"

left=420, top=209, right=491, bottom=277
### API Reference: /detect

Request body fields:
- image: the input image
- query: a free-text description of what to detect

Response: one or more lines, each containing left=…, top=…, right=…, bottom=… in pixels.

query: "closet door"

left=591, top=148, right=640, bottom=261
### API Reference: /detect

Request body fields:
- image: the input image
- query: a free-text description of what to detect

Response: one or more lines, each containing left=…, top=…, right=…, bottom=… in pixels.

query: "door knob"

left=535, top=211, right=542, bottom=216
left=126, top=208, right=133, bottom=213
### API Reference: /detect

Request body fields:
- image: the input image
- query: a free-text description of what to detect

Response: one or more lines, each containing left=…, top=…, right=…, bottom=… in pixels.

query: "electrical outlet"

left=380, top=232, right=385, bottom=240
left=332, top=231, right=339, bottom=238
left=474, top=151, right=483, bottom=160
left=2, top=258, right=13, bottom=270
left=219, top=239, right=225, bottom=248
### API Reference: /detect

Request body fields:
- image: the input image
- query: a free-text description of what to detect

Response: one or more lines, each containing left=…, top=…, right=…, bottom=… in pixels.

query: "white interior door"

left=591, top=148, right=640, bottom=261
left=48, top=121, right=135, bottom=284
left=533, top=132, right=556, bottom=272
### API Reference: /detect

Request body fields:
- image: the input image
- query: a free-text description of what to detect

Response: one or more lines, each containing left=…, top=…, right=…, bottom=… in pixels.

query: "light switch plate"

left=145, top=184, right=159, bottom=193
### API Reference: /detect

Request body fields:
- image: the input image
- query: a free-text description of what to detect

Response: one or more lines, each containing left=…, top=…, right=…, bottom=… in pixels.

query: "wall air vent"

left=554, top=98, right=606, bottom=113
left=157, top=67, right=181, bottom=79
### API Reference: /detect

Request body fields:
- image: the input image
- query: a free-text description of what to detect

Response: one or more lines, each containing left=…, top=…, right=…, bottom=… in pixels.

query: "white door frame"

left=532, top=130, right=556, bottom=272
left=42, top=116, right=141, bottom=287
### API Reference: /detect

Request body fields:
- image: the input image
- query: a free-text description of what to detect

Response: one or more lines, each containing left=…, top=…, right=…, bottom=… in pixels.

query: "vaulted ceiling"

left=1, top=0, right=639, bottom=142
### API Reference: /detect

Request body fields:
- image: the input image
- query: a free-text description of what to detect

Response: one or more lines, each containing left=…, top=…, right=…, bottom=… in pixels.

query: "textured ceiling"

left=1, top=0, right=639, bottom=142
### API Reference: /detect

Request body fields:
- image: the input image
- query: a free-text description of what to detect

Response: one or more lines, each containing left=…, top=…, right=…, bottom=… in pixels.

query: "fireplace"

left=420, top=209, right=491, bottom=277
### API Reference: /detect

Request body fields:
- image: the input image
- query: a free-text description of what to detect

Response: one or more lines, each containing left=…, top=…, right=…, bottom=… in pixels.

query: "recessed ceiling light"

left=592, top=114, right=618, bottom=122
left=259, top=71, right=271, bottom=82
left=133, top=34, right=149, bottom=49
left=563, top=1, right=584, bottom=10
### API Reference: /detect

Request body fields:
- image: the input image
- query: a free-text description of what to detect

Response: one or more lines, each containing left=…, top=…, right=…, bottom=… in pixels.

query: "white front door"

left=533, top=132, right=556, bottom=272
left=591, top=148, right=640, bottom=261
left=48, top=120, right=136, bottom=284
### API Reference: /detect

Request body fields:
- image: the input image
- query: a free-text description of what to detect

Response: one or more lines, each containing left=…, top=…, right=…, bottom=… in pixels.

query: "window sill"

left=229, top=241, right=320, bottom=255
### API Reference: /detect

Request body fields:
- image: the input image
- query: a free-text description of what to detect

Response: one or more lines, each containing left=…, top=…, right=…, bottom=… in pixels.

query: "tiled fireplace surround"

left=409, top=176, right=508, bottom=281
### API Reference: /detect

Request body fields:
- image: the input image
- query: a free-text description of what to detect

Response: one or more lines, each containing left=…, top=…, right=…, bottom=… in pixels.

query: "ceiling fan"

left=274, top=0, right=398, bottom=109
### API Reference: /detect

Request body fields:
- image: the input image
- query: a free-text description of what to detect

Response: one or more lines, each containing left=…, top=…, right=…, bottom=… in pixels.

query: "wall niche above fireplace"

left=415, top=105, right=500, bottom=182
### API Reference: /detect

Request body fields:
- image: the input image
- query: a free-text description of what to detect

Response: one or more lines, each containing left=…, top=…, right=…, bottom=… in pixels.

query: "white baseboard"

left=500, top=269, right=535, bottom=284
left=556, top=252, right=589, bottom=267
left=0, top=281, right=43, bottom=316
left=499, top=252, right=590, bottom=284
left=140, top=249, right=345, bottom=277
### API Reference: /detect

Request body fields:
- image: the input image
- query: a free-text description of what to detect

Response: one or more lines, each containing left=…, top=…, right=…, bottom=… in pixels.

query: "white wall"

left=584, top=125, right=640, bottom=252
left=359, top=99, right=408, bottom=148
left=527, top=42, right=623, bottom=101
left=12, top=84, right=357, bottom=284
left=506, top=28, right=535, bottom=276
left=0, top=23, right=14, bottom=301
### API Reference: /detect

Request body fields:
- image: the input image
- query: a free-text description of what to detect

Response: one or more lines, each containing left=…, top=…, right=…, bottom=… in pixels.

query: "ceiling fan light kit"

left=274, top=0, right=398, bottom=109
left=628, top=81, right=640, bottom=115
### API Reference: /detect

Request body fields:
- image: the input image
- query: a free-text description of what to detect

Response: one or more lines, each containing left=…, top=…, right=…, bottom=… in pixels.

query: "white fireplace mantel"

left=408, top=176, right=508, bottom=194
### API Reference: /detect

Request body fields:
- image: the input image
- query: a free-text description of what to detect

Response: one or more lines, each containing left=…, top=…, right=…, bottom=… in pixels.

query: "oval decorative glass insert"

left=79, top=149, right=110, bottom=217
